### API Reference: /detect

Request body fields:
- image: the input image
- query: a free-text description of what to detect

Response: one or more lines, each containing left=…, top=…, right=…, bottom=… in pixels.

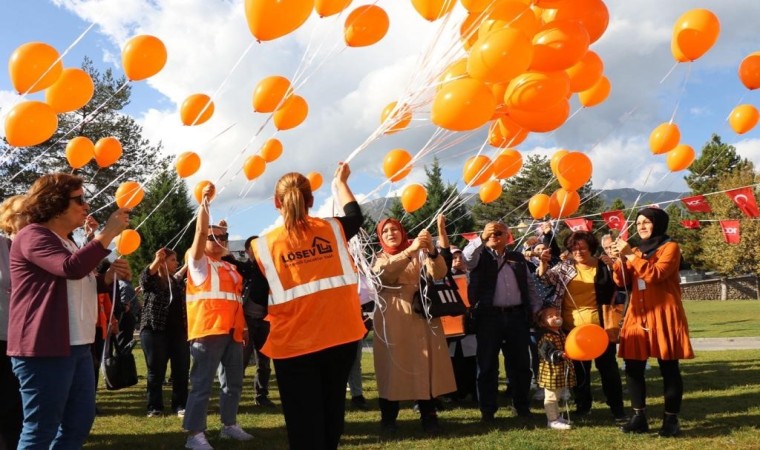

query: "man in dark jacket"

left=463, top=222, right=542, bottom=423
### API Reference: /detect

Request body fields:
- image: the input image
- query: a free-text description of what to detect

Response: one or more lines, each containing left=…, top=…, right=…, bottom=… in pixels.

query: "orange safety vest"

left=441, top=274, right=470, bottom=338
left=186, top=257, right=245, bottom=342
left=253, top=217, right=365, bottom=359
left=97, top=293, right=113, bottom=340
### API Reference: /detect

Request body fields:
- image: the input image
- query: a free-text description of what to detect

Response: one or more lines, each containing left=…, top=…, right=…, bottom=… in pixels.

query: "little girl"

left=537, top=307, right=576, bottom=430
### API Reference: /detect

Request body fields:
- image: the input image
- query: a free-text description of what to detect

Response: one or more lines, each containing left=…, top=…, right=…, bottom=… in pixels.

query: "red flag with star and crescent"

left=680, top=195, right=712, bottom=213
left=601, top=210, right=629, bottom=240
left=725, top=187, right=760, bottom=218
left=680, top=219, right=700, bottom=229
left=720, top=220, right=741, bottom=244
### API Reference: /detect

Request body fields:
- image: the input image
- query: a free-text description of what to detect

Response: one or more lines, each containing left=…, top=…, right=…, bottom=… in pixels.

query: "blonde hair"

left=0, top=195, right=26, bottom=235
left=275, top=172, right=313, bottom=237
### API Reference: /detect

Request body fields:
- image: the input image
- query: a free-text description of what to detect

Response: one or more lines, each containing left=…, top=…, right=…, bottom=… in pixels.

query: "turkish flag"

left=681, top=195, right=712, bottom=213
left=564, top=218, right=593, bottom=232
left=680, top=219, right=701, bottom=229
left=460, top=232, right=479, bottom=241
left=726, top=187, right=760, bottom=218
left=720, top=220, right=741, bottom=244
left=601, top=210, right=629, bottom=240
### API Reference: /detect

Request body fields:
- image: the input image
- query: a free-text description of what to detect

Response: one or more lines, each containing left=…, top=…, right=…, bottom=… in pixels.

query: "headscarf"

left=376, top=217, right=410, bottom=256
left=636, top=207, right=670, bottom=256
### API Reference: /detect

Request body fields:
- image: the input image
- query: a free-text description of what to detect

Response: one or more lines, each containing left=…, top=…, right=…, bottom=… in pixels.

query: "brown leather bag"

left=602, top=303, right=624, bottom=343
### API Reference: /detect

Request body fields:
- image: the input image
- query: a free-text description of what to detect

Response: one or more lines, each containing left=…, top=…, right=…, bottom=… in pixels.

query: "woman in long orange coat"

left=612, top=207, right=693, bottom=438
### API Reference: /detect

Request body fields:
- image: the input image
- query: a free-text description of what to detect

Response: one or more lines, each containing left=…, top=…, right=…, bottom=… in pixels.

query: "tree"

left=387, top=158, right=474, bottom=248
left=684, top=134, right=749, bottom=195
left=128, top=170, right=196, bottom=275
left=0, top=57, right=168, bottom=223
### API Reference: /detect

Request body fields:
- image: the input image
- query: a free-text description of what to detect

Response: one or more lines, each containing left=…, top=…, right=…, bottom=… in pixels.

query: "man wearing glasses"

left=463, top=221, right=542, bottom=424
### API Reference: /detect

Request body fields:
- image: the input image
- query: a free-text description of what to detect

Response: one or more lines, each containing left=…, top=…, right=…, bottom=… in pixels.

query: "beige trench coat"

left=372, top=250, right=456, bottom=401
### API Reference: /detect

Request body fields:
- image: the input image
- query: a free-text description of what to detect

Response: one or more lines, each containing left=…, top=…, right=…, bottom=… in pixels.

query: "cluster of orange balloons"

left=728, top=51, right=760, bottom=135
left=252, top=75, right=308, bottom=131
left=527, top=149, right=591, bottom=219
left=63, top=136, right=123, bottom=170
left=428, top=0, right=611, bottom=136
left=647, top=122, right=695, bottom=172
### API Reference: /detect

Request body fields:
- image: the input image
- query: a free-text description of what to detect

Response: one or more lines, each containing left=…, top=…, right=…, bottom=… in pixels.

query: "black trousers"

left=624, top=359, right=683, bottom=413
left=572, top=342, right=624, bottom=415
left=379, top=398, right=436, bottom=422
left=140, top=328, right=190, bottom=412
left=242, top=316, right=272, bottom=400
left=273, top=341, right=358, bottom=450
left=0, top=340, right=22, bottom=450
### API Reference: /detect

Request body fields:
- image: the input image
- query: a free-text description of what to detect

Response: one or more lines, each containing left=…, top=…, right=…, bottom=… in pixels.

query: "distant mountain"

left=359, top=188, right=686, bottom=221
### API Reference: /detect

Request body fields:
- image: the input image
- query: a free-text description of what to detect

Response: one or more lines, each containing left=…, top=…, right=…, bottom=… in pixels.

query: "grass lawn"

left=88, top=344, right=760, bottom=450
left=683, top=300, right=760, bottom=338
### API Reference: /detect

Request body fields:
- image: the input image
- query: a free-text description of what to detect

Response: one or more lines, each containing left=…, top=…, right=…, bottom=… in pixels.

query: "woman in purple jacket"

left=8, top=173, right=130, bottom=449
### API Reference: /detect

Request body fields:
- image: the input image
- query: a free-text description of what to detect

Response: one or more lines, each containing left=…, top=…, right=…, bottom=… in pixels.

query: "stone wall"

left=681, top=275, right=759, bottom=300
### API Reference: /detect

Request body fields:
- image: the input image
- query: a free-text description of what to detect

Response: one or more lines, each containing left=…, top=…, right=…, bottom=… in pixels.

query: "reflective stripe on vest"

left=186, top=259, right=242, bottom=304
left=255, top=217, right=358, bottom=306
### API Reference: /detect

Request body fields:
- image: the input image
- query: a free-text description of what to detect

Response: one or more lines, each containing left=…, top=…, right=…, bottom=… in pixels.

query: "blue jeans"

left=183, top=334, right=244, bottom=432
left=12, top=345, right=96, bottom=450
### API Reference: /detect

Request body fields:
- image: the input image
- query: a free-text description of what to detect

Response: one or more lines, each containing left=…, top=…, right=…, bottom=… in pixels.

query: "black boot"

left=620, top=409, right=649, bottom=433
left=658, top=413, right=680, bottom=437
left=421, top=412, right=440, bottom=434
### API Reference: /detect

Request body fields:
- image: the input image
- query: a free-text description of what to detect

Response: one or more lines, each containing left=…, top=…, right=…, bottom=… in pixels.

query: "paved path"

left=691, top=337, right=760, bottom=351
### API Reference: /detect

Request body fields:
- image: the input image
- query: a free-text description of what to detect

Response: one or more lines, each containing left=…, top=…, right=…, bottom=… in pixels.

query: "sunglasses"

left=69, top=194, right=87, bottom=205
left=491, top=231, right=503, bottom=238
left=207, top=233, right=229, bottom=242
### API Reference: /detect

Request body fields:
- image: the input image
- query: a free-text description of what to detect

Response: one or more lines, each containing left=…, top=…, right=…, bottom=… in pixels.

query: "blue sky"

left=2, top=0, right=760, bottom=241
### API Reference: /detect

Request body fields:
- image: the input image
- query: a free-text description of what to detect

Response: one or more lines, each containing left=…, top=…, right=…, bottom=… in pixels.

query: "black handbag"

left=103, top=338, right=138, bottom=390
left=413, top=273, right=467, bottom=318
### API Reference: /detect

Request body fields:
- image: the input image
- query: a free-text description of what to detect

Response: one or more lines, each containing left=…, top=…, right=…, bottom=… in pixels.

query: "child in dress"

left=537, top=307, right=576, bottom=430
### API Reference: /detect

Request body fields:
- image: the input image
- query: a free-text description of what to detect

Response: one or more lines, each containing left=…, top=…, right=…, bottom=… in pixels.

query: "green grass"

left=683, top=300, right=760, bottom=338
left=87, top=347, right=760, bottom=450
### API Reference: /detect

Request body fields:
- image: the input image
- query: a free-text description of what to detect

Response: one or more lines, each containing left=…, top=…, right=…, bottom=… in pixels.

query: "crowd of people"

left=0, top=166, right=695, bottom=450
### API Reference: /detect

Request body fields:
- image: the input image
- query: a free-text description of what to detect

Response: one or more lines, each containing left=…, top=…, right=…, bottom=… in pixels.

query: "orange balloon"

left=488, top=116, right=528, bottom=147
left=383, top=149, right=413, bottom=182
left=508, top=98, right=570, bottom=132
left=8, top=42, right=63, bottom=94
left=44, top=68, right=94, bottom=113
left=381, top=102, right=412, bottom=134
left=478, top=1, right=540, bottom=40
left=259, top=138, right=283, bottom=162
left=315, top=0, right=352, bottom=17
left=479, top=179, right=503, bottom=203
left=94, top=137, right=123, bottom=168
left=666, top=144, right=696, bottom=172
left=273, top=95, right=308, bottom=130
left=543, top=0, right=609, bottom=44
left=549, top=188, right=580, bottom=218
left=307, top=172, right=323, bottom=191
left=530, top=20, right=590, bottom=72
left=565, top=50, right=603, bottom=92
left=175, top=151, right=201, bottom=178
left=729, top=104, right=760, bottom=135
left=431, top=78, right=496, bottom=131
left=460, top=0, right=494, bottom=12
left=411, top=0, right=456, bottom=21
left=649, top=122, right=681, bottom=155
left=115, top=181, right=145, bottom=208
left=115, top=229, right=141, bottom=256
left=245, top=0, right=314, bottom=41
left=504, top=70, right=571, bottom=112
left=468, top=27, right=533, bottom=83
left=578, top=75, right=610, bottom=107
left=180, top=94, right=214, bottom=126
left=65, top=137, right=95, bottom=170
left=460, top=13, right=482, bottom=51
left=121, top=35, right=167, bottom=81
left=401, top=184, right=427, bottom=213
left=3, top=101, right=58, bottom=148
left=556, top=151, right=592, bottom=191
left=671, top=9, right=720, bottom=62
left=243, top=155, right=267, bottom=180
left=437, top=58, right=468, bottom=89
left=550, top=149, right=569, bottom=175
left=463, top=155, right=494, bottom=187
left=492, top=148, right=523, bottom=179
left=565, top=323, right=608, bottom=361
left=529, top=193, right=551, bottom=219
left=194, top=180, right=215, bottom=204
left=252, top=75, right=292, bottom=113
left=344, top=5, right=389, bottom=47
left=738, top=52, right=760, bottom=90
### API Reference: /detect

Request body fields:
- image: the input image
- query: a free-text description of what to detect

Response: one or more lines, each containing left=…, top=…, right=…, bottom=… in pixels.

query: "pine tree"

left=684, top=134, right=749, bottom=195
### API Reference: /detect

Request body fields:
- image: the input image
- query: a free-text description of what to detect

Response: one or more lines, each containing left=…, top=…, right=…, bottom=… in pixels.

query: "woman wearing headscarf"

left=372, top=218, right=455, bottom=434
left=613, top=207, right=694, bottom=437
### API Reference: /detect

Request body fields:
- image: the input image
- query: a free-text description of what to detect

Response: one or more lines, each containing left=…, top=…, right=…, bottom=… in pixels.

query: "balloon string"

left=659, top=61, right=680, bottom=85
left=669, top=62, right=692, bottom=124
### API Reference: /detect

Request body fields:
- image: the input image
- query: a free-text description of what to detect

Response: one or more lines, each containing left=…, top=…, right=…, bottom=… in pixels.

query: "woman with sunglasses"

left=7, top=173, right=130, bottom=449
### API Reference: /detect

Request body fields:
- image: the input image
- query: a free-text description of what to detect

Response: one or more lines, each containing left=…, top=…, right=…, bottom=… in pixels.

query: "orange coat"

left=613, top=241, right=694, bottom=361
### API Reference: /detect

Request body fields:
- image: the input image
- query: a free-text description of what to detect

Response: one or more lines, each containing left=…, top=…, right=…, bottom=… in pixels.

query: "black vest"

left=468, top=248, right=531, bottom=309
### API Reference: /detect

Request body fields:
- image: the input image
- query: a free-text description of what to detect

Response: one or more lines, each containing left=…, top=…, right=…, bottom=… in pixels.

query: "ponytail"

left=275, top=172, right=313, bottom=237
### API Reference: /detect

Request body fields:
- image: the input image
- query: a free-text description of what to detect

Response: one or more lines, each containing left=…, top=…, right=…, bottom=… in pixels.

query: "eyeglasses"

left=491, top=231, right=503, bottom=238
left=69, top=194, right=87, bottom=205
left=207, top=233, right=229, bottom=242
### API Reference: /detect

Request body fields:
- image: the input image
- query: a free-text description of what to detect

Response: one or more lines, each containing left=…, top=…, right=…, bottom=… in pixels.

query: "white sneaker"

left=220, top=424, right=254, bottom=441
left=548, top=419, right=572, bottom=430
left=185, top=432, right=213, bottom=450
left=176, top=408, right=185, bottom=418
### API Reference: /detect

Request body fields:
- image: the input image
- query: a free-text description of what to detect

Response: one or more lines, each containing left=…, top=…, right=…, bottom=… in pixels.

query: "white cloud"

left=733, top=138, right=760, bottom=167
